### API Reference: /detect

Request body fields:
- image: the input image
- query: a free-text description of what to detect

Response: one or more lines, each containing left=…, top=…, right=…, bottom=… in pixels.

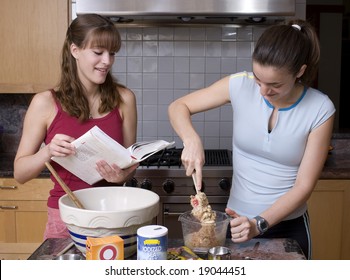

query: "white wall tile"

left=143, top=41, right=158, bottom=56
left=221, top=57, right=237, bottom=74
left=190, top=73, right=205, bottom=89
left=220, top=121, right=233, bottom=137
left=205, top=73, right=221, bottom=87
left=142, top=73, right=158, bottom=89
left=189, top=41, right=206, bottom=56
left=158, top=28, right=174, bottom=40
left=159, top=41, right=174, bottom=56
left=204, top=121, right=220, bottom=137
left=222, top=27, right=237, bottom=41
left=174, top=73, right=190, bottom=89
left=158, top=90, right=174, bottom=105
left=174, top=41, right=190, bottom=56
left=204, top=137, right=221, bottom=149
left=174, top=57, right=190, bottom=73
left=127, top=57, right=142, bottom=72
left=222, top=41, right=236, bottom=57
left=157, top=104, right=169, bottom=121
left=157, top=121, right=174, bottom=137
left=143, top=105, right=158, bottom=121
left=143, top=28, right=158, bottom=40
left=236, top=42, right=253, bottom=57
left=142, top=90, right=158, bottom=105
left=143, top=57, right=158, bottom=72
left=158, top=74, right=174, bottom=89
left=126, top=41, right=143, bottom=56
left=190, top=27, right=206, bottom=40
left=158, top=57, right=174, bottom=72
left=205, top=108, right=220, bottom=121
left=127, top=73, right=142, bottom=88
left=113, top=57, right=126, bottom=72
left=205, top=57, right=221, bottom=73
left=174, top=27, right=190, bottom=40
left=237, top=27, right=253, bottom=41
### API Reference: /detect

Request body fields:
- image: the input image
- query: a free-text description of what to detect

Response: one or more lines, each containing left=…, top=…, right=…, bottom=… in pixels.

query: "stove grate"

left=204, top=149, right=232, bottom=166
left=139, top=148, right=232, bottom=167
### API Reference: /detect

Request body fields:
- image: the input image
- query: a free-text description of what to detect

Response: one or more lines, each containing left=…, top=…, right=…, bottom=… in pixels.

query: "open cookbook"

left=51, top=125, right=175, bottom=184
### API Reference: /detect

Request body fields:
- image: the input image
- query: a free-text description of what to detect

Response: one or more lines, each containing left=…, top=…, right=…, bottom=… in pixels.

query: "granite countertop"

left=28, top=237, right=305, bottom=260
left=2, top=135, right=350, bottom=179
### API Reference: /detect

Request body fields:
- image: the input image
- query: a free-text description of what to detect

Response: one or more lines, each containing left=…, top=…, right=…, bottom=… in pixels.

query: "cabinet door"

left=0, top=200, right=48, bottom=243
left=0, top=179, right=53, bottom=243
left=0, top=0, right=69, bottom=93
left=308, top=180, right=350, bottom=260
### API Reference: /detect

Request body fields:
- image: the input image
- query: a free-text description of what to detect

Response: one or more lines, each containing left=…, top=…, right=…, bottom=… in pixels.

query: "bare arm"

left=168, top=76, right=231, bottom=189
left=14, top=91, right=75, bottom=183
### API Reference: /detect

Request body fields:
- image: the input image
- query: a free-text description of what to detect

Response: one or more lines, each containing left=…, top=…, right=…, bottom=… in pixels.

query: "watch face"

left=255, top=216, right=268, bottom=233
left=259, top=219, right=268, bottom=231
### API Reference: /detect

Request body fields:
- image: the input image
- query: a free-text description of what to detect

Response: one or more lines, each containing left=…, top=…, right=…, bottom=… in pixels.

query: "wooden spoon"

left=192, top=172, right=200, bottom=194
left=45, top=162, right=85, bottom=209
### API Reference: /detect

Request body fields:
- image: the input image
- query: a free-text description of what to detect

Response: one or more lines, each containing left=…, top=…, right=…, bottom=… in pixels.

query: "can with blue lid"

left=137, top=225, right=168, bottom=260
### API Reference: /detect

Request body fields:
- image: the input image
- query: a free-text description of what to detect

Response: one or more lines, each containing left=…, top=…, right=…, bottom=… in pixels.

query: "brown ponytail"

left=252, top=19, right=320, bottom=87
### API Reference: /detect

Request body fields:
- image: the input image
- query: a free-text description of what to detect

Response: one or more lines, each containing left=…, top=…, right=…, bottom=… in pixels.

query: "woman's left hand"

left=95, top=160, right=139, bottom=184
left=225, top=208, right=259, bottom=242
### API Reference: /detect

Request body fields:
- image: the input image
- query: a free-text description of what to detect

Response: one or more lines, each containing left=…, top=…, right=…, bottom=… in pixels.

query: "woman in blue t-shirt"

left=168, top=19, right=335, bottom=259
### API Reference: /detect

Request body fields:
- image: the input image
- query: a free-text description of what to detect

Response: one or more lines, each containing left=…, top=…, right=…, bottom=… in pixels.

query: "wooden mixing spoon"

left=45, top=162, right=85, bottom=209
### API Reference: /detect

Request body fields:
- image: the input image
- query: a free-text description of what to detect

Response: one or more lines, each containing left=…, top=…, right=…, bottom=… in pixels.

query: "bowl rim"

left=59, top=186, right=160, bottom=213
left=178, top=210, right=231, bottom=225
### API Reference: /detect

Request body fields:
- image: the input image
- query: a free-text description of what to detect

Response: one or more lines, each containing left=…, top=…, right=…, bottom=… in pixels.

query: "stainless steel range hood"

left=76, top=0, right=296, bottom=26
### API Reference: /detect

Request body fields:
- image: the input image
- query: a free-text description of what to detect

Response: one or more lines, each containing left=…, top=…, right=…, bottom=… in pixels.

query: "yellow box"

left=86, top=235, right=124, bottom=260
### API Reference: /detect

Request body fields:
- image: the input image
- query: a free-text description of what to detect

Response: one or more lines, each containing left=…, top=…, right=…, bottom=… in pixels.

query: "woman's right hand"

left=181, top=139, right=205, bottom=190
left=47, top=134, right=76, bottom=157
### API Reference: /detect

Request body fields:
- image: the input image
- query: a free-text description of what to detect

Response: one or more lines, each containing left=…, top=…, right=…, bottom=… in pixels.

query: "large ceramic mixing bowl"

left=59, top=186, right=159, bottom=258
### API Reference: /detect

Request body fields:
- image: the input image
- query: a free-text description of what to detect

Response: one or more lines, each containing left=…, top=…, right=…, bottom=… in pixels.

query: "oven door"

left=160, top=196, right=229, bottom=239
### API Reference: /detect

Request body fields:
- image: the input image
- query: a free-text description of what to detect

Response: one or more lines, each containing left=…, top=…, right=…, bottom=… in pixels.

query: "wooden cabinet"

left=308, top=180, right=350, bottom=260
left=0, top=178, right=53, bottom=259
left=0, top=0, right=69, bottom=93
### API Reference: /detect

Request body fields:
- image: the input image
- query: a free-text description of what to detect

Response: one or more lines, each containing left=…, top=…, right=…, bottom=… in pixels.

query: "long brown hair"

left=56, top=14, right=124, bottom=121
left=252, top=19, right=320, bottom=87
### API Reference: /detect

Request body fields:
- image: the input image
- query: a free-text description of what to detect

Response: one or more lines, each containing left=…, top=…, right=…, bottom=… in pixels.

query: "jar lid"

left=137, top=225, right=168, bottom=237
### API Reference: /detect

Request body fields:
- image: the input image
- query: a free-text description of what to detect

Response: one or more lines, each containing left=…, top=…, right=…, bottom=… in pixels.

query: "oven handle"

left=164, top=209, right=183, bottom=216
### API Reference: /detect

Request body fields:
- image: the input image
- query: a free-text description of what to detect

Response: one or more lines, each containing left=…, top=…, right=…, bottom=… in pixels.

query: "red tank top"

left=45, top=93, right=124, bottom=208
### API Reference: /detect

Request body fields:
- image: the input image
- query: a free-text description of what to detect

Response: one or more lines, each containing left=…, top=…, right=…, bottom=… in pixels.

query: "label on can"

left=137, top=225, right=168, bottom=260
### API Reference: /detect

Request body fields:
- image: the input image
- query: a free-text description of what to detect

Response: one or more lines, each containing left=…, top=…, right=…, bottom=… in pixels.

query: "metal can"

left=137, top=225, right=168, bottom=260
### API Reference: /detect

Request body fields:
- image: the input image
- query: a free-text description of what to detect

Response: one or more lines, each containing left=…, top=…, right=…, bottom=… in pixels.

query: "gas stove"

left=128, top=148, right=233, bottom=196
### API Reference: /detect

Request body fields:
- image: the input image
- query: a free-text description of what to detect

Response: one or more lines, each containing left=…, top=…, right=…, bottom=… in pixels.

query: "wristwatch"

left=254, top=215, right=269, bottom=235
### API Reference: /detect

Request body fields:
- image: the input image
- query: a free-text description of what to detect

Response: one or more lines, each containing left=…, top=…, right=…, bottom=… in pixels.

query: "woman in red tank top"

left=14, top=14, right=138, bottom=239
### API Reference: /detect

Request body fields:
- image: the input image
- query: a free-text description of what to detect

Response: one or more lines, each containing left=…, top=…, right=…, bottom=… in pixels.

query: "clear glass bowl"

left=178, top=210, right=230, bottom=252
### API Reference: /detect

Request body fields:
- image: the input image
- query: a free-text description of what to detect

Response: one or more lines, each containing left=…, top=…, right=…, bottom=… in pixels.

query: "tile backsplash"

left=111, top=25, right=268, bottom=149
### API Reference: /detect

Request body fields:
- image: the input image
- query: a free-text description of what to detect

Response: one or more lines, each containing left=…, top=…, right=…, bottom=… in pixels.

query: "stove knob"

left=140, top=179, right=152, bottom=190
left=219, top=178, right=231, bottom=191
left=126, top=177, right=138, bottom=188
left=162, top=179, right=175, bottom=194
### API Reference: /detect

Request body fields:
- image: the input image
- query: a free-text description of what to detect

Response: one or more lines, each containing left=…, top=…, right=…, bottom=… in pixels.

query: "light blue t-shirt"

left=227, top=72, right=335, bottom=220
